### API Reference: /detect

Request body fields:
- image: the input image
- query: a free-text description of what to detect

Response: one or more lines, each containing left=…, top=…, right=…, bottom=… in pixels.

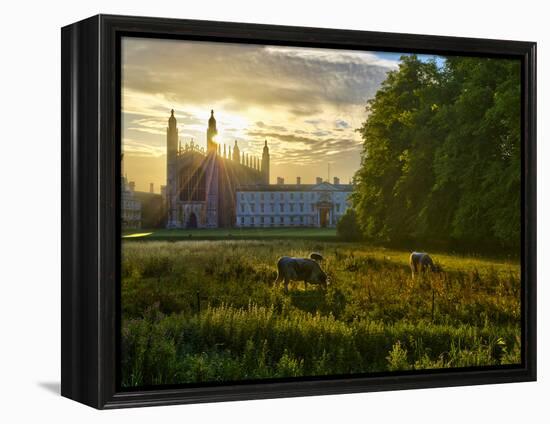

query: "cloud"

left=255, top=121, right=288, bottom=132
left=246, top=128, right=362, bottom=167
left=121, top=37, right=400, bottom=188
left=263, top=46, right=400, bottom=69
left=335, top=119, right=351, bottom=128
left=123, top=138, right=166, bottom=157
left=304, top=119, right=323, bottom=125
left=247, top=130, right=325, bottom=145
left=290, top=107, right=322, bottom=117
left=122, top=38, right=394, bottom=114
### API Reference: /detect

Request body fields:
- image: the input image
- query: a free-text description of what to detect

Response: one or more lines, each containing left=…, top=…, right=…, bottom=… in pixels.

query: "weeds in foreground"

left=121, top=240, right=521, bottom=386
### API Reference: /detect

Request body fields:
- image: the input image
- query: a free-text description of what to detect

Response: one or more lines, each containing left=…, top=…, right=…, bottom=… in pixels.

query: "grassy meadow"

left=122, top=227, right=338, bottom=241
left=121, top=238, right=521, bottom=388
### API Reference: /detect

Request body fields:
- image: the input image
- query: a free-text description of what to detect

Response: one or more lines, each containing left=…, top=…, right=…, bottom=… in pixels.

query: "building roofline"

left=236, top=183, right=353, bottom=192
left=134, top=191, right=163, bottom=198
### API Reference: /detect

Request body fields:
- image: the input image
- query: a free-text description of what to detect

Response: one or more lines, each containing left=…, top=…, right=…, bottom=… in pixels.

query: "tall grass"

left=121, top=240, right=521, bottom=387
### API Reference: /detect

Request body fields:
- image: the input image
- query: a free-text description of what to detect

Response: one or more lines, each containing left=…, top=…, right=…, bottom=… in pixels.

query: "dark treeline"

left=347, top=55, right=521, bottom=253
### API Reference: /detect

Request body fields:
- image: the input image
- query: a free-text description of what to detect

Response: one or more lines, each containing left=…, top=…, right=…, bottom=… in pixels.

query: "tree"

left=336, top=208, right=362, bottom=241
left=353, top=55, right=521, bottom=252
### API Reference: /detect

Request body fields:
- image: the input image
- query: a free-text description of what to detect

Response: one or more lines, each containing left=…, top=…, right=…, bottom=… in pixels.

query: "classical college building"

left=165, top=109, right=352, bottom=229
left=235, top=178, right=352, bottom=228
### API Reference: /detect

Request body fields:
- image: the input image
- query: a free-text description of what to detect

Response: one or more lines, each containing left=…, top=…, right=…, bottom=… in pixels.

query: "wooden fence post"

left=431, top=288, right=435, bottom=322
left=196, top=290, right=201, bottom=314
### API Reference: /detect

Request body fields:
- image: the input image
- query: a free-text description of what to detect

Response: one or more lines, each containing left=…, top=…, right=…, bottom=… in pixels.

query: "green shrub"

left=386, top=341, right=410, bottom=371
left=336, top=209, right=363, bottom=241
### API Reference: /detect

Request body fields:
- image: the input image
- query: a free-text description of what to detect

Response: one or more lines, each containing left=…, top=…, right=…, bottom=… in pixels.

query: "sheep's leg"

left=410, top=263, right=417, bottom=279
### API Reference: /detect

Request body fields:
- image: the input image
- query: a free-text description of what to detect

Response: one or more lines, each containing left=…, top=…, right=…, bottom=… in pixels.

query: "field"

left=123, top=227, right=338, bottom=241
left=121, top=237, right=521, bottom=388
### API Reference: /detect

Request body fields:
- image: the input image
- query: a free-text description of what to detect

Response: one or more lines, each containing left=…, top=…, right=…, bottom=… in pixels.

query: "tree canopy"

left=353, top=55, right=521, bottom=252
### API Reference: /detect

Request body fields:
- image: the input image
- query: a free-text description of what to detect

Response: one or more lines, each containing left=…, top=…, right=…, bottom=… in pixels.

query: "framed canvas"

left=61, top=14, right=536, bottom=409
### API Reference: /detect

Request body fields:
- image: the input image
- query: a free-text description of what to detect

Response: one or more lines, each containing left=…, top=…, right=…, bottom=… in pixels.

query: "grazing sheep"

left=274, top=256, right=328, bottom=293
left=409, top=252, right=441, bottom=277
left=309, top=252, right=324, bottom=262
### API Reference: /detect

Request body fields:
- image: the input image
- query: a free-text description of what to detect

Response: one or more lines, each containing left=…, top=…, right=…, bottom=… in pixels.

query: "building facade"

left=121, top=176, right=142, bottom=229
left=166, top=110, right=269, bottom=228
left=164, top=109, right=354, bottom=229
left=235, top=179, right=352, bottom=228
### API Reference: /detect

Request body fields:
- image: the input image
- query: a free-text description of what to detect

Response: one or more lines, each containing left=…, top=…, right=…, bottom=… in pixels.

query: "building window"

left=300, top=203, right=304, bottom=212
left=241, top=217, right=244, bottom=224
left=260, top=193, right=264, bottom=201
left=300, top=216, right=304, bottom=224
left=280, top=203, right=284, bottom=213
left=260, top=203, right=264, bottom=213
left=179, top=169, right=206, bottom=201
left=260, top=216, right=264, bottom=224
left=270, top=193, right=275, bottom=200
left=250, top=203, right=255, bottom=213
left=290, top=204, right=294, bottom=212
left=300, top=193, right=304, bottom=200
left=290, top=193, right=294, bottom=200
left=280, top=193, right=284, bottom=200
left=311, top=204, right=315, bottom=212
left=250, top=193, right=255, bottom=200
left=240, top=193, right=244, bottom=201
left=251, top=217, right=255, bottom=225
left=270, top=217, right=274, bottom=224
left=279, top=216, right=284, bottom=224
left=241, top=204, right=245, bottom=213
left=336, top=204, right=340, bottom=213
left=270, top=203, right=275, bottom=212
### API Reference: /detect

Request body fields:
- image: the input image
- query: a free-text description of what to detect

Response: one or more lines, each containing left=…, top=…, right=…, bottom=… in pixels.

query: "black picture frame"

left=61, top=14, right=537, bottom=409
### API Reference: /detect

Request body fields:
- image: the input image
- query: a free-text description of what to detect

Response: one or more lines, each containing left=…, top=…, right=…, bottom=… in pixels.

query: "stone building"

left=235, top=178, right=352, bottom=228
left=164, top=109, right=355, bottom=229
left=165, top=110, right=269, bottom=228
left=121, top=176, right=141, bottom=229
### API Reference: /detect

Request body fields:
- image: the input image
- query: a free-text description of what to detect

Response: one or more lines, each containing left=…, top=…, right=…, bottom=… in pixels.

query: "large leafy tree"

left=353, top=55, right=520, bottom=251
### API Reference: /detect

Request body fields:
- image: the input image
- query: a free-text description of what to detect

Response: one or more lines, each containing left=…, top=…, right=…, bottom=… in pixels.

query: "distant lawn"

left=122, top=227, right=338, bottom=241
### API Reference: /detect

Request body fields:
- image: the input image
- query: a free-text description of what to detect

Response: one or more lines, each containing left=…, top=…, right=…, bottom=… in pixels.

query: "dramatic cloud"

left=335, top=119, right=351, bottom=129
left=121, top=37, right=401, bottom=191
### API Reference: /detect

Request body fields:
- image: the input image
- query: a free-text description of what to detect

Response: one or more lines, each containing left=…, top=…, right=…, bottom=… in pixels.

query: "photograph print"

left=120, top=36, right=522, bottom=388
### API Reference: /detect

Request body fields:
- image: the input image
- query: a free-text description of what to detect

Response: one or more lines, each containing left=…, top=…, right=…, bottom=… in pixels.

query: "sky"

left=121, top=37, right=442, bottom=192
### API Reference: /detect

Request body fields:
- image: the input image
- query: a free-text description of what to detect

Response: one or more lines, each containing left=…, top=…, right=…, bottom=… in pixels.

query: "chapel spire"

left=262, top=139, right=270, bottom=184
left=206, top=109, right=218, bottom=153
left=233, top=140, right=240, bottom=163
